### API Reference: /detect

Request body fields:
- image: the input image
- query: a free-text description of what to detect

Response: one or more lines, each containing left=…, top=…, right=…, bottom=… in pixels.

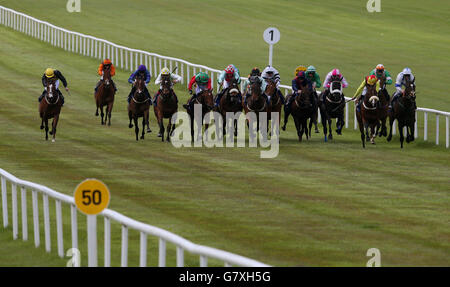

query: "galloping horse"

left=216, top=78, right=242, bottom=137
left=95, top=65, right=115, bottom=126
left=356, top=81, right=380, bottom=147
left=39, top=81, right=63, bottom=142
left=128, top=74, right=151, bottom=141
left=319, top=76, right=346, bottom=142
left=153, top=75, right=178, bottom=142
left=243, top=76, right=269, bottom=133
left=387, top=77, right=416, bottom=148
left=265, top=79, right=283, bottom=129
left=285, top=82, right=315, bottom=142
left=376, top=75, right=390, bottom=137
left=187, top=88, right=214, bottom=142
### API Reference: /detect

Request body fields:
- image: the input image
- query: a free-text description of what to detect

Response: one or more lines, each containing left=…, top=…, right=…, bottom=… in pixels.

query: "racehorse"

left=376, top=75, right=390, bottom=137
left=387, top=77, right=416, bottom=148
left=318, top=76, right=345, bottom=142
left=216, top=78, right=242, bottom=137
left=153, top=75, right=177, bottom=142
left=95, top=66, right=115, bottom=126
left=265, top=79, right=283, bottom=135
left=243, top=76, right=269, bottom=135
left=187, top=88, right=214, bottom=142
left=39, top=81, right=63, bottom=142
left=356, top=81, right=380, bottom=147
left=128, top=74, right=151, bottom=141
left=285, top=82, right=315, bottom=142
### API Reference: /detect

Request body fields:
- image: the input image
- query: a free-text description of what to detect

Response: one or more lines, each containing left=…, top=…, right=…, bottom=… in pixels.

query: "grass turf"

left=0, top=0, right=449, bottom=266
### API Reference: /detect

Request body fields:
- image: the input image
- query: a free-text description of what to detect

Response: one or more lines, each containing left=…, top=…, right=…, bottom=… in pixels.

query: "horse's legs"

left=100, top=105, right=105, bottom=125
left=314, top=110, right=319, bottom=133
left=282, top=108, right=289, bottom=131
left=40, top=115, right=45, bottom=130
left=387, top=115, right=394, bottom=142
left=159, top=116, right=165, bottom=141
left=328, top=118, right=333, bottom=140
left=399, top=123, right=404, bottom=148
left=107, top=102, right=113, bottom=126
left=166, top=120, right=172, bottom=142
left=44, top=118, right=49, bottom=141
left=134, top=116, right=139, bottom=141
left=51, top=114, right=59, bottom=142
left=370, top=124, right=376, bottom=144
left=293, top=116, right=301, bottom=142
left=359, top=120, right=365, bottom=148
left=141, top=116, right=146, bottom=140
left=128, top=111, right=133, bottom=128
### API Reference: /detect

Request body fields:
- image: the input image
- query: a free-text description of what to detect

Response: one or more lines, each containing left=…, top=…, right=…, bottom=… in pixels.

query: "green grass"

left=0, top=0, right=449, bottom=267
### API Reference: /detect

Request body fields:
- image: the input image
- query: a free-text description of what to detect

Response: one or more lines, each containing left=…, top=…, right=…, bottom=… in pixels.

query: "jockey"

left=183, top=72, right=211, bottom=110
left=351, top=75, right=380, bottom=109
left=321, top=68, right=349, bottom=102
left=261, top=65, right=285, bottom=105
left=215, top=64, right=241, bottom=107
left=95, top=59, right=117, bottom=93
left=153, top=67, right=182, bottom=107
left=369, top=64, right=393, bottom=87
left=284, top=70, right=313, bottom=114
left=295, top=65, right=307, bottom=77
left=391, top=67, right=416, bottom=108
left=305, top=66, right=322, bottom=90
left=127, top=64, right=151, bottom=104
left=243, top=67, right=268, bottom=105
left=40, top=68, right=69, bottom=106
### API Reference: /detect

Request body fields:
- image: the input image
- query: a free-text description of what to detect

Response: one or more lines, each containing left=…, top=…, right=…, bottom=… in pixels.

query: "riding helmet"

left=45, top=68, right=55, bottom=78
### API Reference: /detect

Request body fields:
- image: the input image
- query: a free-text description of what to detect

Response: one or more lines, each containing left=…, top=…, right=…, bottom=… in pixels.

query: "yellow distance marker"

left=74, top=179, right=110, bottom=215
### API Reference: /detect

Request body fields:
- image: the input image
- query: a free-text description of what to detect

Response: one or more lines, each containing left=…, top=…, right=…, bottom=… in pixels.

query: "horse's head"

left=249, top=76, right=262, bottom=97
left=135, top=74, right=146, bottom=94
left=45, top=81, right=58, bottom=103
left=402, top=78, right=416, bottom=104
left=198, top=89, right=214, bottom=112
left=329, top=80, right=343, bottom=102
left=225, top=81, right=240, bottom=103
left=264, top=78, right=276, bottom=96
left=161, top=74, right=171, bottom=96
left=103, top=64, right=112, bottom=86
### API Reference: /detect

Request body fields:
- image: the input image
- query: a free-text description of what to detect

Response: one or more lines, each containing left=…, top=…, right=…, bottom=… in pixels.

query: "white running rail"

left=0, top=168, right=270, bottom=267
left=0, top=5, right=448, bottom=148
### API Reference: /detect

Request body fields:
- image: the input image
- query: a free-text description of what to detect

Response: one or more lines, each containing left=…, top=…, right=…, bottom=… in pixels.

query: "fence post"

left=32, top=190, right=40, bottom=247
left=446, top=116, right=449, bottom=148
left=1, top=176, right=8, bottom=228
left=436, top=114, right=439, bottom=145
left=139, top=232, right=147, bottom=267
left=159, top=238, right=166, bottom=267
left=424, top=112, right=428, bottom=141
left=177, top=246, right=184, bottom=267
left=43, top=194, right=51, bottom=252
left=104, top=216, right=111, bottom=267
left=414, top=110, right=418, bottom=138
left=71, top=204, right=78, bottom=250
left=200, top=255, right=208, bottom=267
left=21, top=186, right=28, bottom=241
left=55, top=200, right=64, bottom=258
left=345, top=102, right=349, bottom=128
left=12, top=183, right=18, bottom=240
left=121, top=225, right=128, bottom=267
left=87, top=214, right=98, bottom=267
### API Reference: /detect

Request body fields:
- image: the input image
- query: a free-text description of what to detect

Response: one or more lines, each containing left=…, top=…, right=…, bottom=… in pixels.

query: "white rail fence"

left=0, top=168, right=269, bottom=267
left=0, top=5, right=448, bottom=148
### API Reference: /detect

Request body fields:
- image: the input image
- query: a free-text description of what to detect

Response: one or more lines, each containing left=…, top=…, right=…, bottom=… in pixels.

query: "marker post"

left=263, top=27, right=281, bottom=66
left=74, top=179, right=111, bottom=267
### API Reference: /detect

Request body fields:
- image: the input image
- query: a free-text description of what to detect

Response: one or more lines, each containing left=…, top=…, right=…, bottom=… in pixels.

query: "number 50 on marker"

left=74, top=179, right=110, bottom=215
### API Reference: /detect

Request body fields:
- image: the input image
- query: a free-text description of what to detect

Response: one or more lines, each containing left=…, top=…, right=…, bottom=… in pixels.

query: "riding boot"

left=94, top=80, right=102, bottom=93
left=111, top=79, right=117, bottom=92
left=154, top=90, right=161, bottom=107
left=59, top=90, right=65, bottom=106
left=144, top=87, right=152, bottom=105
left=215, top=89, right=224, bottom=107
left=39, top=90, right=46, bottom=102
left=127, top=87, right=135, bottom=103
left=277, top=90, right=286, bottom=105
